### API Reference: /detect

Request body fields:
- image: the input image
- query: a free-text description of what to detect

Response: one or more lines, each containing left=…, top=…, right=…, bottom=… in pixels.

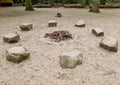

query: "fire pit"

left=44, top=30, right=72, bottom=42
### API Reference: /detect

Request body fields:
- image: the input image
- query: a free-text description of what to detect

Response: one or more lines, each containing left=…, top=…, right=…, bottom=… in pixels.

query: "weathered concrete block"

left=20, top=23, right=33, bottom=31
left=100, top=37, right=118, bottom=52
left=92, top=28, right=104, bottom=36
left=60, top=51, right=83, bottom=69
left=3, top=33, right=20, bottom=43
left=75, top=20, right=85, bottom=27
left=6, top=46, right=30, bottom=63
left=48, top=21, right=57, bottom=27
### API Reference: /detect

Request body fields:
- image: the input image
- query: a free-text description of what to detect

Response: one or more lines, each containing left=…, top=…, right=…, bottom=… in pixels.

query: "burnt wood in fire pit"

left=44, top=30, right=72, bottom=42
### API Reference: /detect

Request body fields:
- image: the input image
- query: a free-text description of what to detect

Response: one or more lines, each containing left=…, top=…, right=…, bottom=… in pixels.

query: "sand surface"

left=0, top=7, right=120, bottom=85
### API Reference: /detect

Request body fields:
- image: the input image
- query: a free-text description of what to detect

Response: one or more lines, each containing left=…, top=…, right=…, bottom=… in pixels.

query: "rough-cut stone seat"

left=60, top=51, right=83, bottom=69
left=92, top=28, right=104, bottom=36
left=48, top=21, right=57, bottom=27
left=56, top=13, right=62, bottom=17
left=20, top=23, right=33, bottom=31
left=3, top=33, right=20, bottom=43
left=99, top=37, right=118, bottom=52
left=6, top=46, right=30, bottom=63
left=75, top=20, right=85, bottom=27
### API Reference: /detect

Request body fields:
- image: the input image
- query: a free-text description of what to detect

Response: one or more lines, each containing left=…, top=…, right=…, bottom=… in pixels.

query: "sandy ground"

left=0, top=7, right=120, bottom=85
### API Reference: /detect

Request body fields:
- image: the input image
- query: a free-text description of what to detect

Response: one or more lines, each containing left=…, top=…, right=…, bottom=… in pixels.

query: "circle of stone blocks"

left=3, top=33, right=20, bottom=43
left=20, top=23, right=33, bottom=31
left=99, top=37, right=118, bottom=52
left=60, top=51, right=83, bottom=69
left=92, top=28, right=104, bottom=36
left=48, top=21, right=57, bottom=27
left=56, top=13, right=62, bottom=17
left=75, top=20, right=85, bottom=27
left=6, top=46, right=30, bottom=63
